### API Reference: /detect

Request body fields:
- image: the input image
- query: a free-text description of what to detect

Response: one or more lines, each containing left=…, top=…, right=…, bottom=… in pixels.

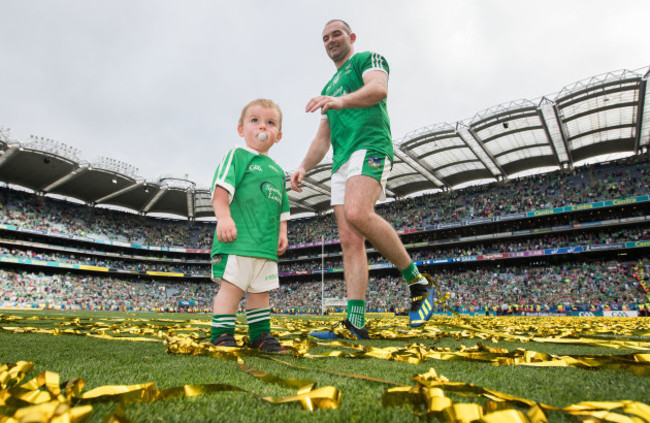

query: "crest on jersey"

left=368, top=156, right=382, bottom=169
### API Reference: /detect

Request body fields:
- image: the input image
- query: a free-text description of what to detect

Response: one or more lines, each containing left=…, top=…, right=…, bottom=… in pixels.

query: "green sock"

left=401, top=262, right=427, bottom=285
left=247, top=306, right=271, bottom=342
left=210, top=314, right=235, bottom=341
left=347, top=299, right=365, bottom=328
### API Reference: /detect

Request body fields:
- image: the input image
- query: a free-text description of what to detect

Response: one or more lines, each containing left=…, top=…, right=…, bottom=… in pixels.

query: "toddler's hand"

left=217, top=217, right=237, bottom=243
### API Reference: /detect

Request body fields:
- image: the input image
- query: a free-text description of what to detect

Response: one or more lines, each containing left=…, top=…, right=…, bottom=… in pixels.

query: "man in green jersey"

left=210, top=99, right=290, bottom=353
left=291, top=19, right=437, bottom=339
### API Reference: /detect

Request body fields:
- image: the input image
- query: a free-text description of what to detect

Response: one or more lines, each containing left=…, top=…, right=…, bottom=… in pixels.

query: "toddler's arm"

left=213, top=187, right=237, bottom=243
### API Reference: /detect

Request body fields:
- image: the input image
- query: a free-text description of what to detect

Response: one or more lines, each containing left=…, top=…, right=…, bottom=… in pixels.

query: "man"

left=290, top=19, right=437, bottom=339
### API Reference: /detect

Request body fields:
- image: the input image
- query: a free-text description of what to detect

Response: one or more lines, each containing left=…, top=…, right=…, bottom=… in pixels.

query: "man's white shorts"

left=211, top=254, right=279, bottom=293
left=330, top=149, right=392, bottom=206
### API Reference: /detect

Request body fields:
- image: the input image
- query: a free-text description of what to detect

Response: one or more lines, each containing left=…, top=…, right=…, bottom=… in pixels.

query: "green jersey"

left=211, top=146, right=290, bottom=261
left=322, top=51, right=393, bottom=173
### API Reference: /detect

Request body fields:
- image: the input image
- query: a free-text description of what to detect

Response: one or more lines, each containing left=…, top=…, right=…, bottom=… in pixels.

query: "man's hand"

left=305, top=95, right=344, bottom=114
left=290, top=167, right=306, bottom=192
left=216, top=217, right=237, bottom=243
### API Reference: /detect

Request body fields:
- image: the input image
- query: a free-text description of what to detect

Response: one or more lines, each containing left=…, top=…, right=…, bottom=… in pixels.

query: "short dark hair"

left=325, top=19, right=352, bottom=34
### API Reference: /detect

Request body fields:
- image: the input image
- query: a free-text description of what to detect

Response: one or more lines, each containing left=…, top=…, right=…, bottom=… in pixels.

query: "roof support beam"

left=634, top=78, right=647, bottom=154
left=0, top=146, right=19, bottom=169
left=537, top=101, right=566, bottom=168
left=94, top=181, right=143, bottom=204
left=394, top=148, right=445, bottom=188
left=302, top=177, right=330, bottom=196
left=186, top=189, right=194, bottom=220
left=142, top=187, right=167, bottom=214
left=40, top=166, right=88, bottom=192
left=461, top=128, right=506, bottom=178
left=552, top=104, right=574, bottom=167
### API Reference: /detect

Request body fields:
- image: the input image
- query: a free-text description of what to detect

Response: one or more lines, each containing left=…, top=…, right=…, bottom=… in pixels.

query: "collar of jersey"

left=336, top=52, right=358, bottom=70
left=240, top=145, right=260, bottom=155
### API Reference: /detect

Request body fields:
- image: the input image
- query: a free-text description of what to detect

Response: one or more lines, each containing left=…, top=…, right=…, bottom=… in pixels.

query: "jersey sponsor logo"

left=213, top=255, right=222, bottom=264
left=368, top=156, right=383, bottom=169
left=332, top=86, right=346, bottom=97
left=249, top=164, right=263, bottom=172
left=260, top=182, right=283, bottom=204
left=268, top=164, right=280, bottom=173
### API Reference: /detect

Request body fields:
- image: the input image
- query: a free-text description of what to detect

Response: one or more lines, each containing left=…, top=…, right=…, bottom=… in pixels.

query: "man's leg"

left=343, top=175, right=411, bottom=268
left=308, top=203, right=371, bottom=340
left=334, top=204, right=368, bottom=300
left=334, top=204, right=368, bottom=330
left=343, top=175, right=436, bottom=328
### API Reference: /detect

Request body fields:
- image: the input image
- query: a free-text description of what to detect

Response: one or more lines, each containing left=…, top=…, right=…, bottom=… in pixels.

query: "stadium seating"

left=1, top=154, right=649, bottom=314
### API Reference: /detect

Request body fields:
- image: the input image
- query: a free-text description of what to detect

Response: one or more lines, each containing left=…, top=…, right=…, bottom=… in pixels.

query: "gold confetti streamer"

left=2, top=313, right=650, bottom=421
left=0, top=363, right=341, bottom=422
left=384, top=367, right=650, bottom=422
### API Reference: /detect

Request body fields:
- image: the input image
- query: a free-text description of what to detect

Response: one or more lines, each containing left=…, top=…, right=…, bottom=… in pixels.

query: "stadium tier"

left=1, top=66, right=649, bottom=314
left=0, top=154, right=648, bottom=315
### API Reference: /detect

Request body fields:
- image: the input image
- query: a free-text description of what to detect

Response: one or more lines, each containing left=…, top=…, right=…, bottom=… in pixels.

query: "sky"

left=0, top=0, right=648, bottom=190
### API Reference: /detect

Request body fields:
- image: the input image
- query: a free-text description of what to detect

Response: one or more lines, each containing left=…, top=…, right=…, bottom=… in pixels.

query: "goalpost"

left=320, top=236, right=346, bottom=314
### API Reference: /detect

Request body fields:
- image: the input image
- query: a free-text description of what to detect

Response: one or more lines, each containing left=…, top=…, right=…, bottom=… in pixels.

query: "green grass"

left=1, top=310, right=649, bottom=422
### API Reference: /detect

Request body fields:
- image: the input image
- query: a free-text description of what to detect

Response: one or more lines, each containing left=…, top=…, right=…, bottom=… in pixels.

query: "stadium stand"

left=1, top=154, right=648, bottom=315
left=1, top=66, right=649, bottom=315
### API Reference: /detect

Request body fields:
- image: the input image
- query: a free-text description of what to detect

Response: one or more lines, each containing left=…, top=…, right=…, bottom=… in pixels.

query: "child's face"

left=238, top=104, right=282, bottom=155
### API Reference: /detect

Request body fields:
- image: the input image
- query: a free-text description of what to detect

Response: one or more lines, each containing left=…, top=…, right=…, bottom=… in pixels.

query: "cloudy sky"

left=0, top=1, right=647, bottom=189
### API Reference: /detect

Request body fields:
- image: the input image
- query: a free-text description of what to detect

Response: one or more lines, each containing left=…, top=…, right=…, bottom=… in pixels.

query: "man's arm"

left=212, top=186, right=237, bottom=243
left=290, top=118, right=331, bottom=192
left=305, top=70, right=388, bottom=114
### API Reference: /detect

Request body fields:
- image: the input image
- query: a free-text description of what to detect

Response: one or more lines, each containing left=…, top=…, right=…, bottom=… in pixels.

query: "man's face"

left=322, top=21, right=355, bottom=64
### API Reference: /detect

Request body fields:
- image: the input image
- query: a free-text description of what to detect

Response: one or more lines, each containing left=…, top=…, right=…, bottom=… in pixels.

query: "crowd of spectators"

left=0, top=155, right=649, bottom=315
left=0, top=155, right=648, bottom=249
left=273, top=259, right=648, bottom=314
left=279, top=226, right=650, bottom=274
left=0, top=189, right=212, bottom=248
left=0, top=246, right=204, bottom=274
left=1, top=258, right=646, bottom=314
left=0, top=269, right=216, bottom=312
left=2, top=222, right=646, bottom=277
left=288, top=154, right=650, bottom=244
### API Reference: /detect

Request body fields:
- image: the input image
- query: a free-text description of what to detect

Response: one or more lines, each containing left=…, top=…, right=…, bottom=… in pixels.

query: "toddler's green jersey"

left=211, top=146, right=290, bottom=261
left=322, top=51, right=393, bottom=173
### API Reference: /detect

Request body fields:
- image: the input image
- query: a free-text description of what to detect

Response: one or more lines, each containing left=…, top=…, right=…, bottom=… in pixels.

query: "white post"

left=321, top=235, right=325, bottom=315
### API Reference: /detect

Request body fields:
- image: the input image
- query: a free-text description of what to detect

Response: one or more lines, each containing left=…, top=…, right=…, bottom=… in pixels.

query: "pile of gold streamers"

left=2, top=313, right=650, bottom=422
left=383, top=367, right=650, bottom=422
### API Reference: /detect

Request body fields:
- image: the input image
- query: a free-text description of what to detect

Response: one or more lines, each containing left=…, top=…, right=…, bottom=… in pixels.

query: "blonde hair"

left=238, top=99, right=283, bottom=130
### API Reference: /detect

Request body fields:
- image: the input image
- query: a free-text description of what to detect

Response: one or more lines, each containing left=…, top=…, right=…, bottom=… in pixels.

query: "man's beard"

left=328, top=44, right=350, bottom=63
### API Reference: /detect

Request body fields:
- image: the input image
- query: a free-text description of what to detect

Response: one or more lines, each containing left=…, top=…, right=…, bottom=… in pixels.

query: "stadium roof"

left=1, top=66, right=648, bottom=218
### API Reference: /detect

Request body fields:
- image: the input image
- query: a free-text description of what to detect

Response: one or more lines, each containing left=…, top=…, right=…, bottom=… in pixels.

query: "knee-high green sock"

left=210, top=314, right=235, bottom=341
left=401, top=262, right=427, bottom=286
left=347, top=299, right=365, bottom=328
left=247, top=306, right=271, bottom=342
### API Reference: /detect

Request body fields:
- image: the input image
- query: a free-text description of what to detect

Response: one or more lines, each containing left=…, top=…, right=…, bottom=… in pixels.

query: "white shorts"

left=211, top=254, right=279, bottom=293
left=331, top=149, right=391, bottom=206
